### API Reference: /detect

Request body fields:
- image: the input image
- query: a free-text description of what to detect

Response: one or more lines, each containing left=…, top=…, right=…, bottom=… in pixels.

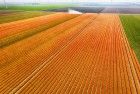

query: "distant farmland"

left=0, top=4, right=74, bottom=11
left=0, top=11, right=140, bottom=93
left=49, top=7, right=140, bottom=14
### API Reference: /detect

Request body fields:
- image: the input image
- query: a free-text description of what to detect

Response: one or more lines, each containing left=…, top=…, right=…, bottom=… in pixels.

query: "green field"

left=0, top=11, right=52, bottom=24
left=0, top=4, right=73, bottom=11
left=120, top=15, right=140, bottom=62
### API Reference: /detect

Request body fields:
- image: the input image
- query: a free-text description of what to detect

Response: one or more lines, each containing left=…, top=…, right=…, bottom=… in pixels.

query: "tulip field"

left=0, top=12, right=140, bottom=94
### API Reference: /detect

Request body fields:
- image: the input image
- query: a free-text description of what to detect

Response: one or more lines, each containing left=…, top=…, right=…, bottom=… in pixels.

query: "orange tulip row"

left=0, top=13, right=78, bottom=39
left=0, top=13, right=139, bottom=94
left=0, top=13, right=98, bottom=93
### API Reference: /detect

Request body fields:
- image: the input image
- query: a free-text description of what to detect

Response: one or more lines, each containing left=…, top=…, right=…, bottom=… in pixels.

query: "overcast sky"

left=0, top=0, right=139, bottom=3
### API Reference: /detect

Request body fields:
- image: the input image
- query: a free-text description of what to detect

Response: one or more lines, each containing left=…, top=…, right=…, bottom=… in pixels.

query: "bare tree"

left=3, top=0, right=8, bottom=8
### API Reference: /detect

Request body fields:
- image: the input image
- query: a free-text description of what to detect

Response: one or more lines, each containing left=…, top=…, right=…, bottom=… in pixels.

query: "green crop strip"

left=0, top=15, right=79, bottom=48
left=120, top=15, right=140, bottom=63
left=0, top=11, right=52, bottom=24
left=0, top=4, right=74, bottom=11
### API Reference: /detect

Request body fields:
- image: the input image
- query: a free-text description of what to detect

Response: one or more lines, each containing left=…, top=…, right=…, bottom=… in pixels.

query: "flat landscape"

left=0, top=11, right=140, bottom=94
left=49, top=7, right=140, bottom=14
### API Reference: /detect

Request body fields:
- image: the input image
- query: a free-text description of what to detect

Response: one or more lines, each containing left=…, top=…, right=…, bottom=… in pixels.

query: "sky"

left=0, top=0, right=140, bottom=3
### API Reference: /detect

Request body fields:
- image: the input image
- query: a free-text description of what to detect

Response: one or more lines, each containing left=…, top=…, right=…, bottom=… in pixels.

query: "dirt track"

left=0, top=13, right=140, bottom=94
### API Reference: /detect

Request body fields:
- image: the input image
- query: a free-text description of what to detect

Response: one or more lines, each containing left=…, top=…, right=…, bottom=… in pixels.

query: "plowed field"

left=0, top=13, right=140, bottom=94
